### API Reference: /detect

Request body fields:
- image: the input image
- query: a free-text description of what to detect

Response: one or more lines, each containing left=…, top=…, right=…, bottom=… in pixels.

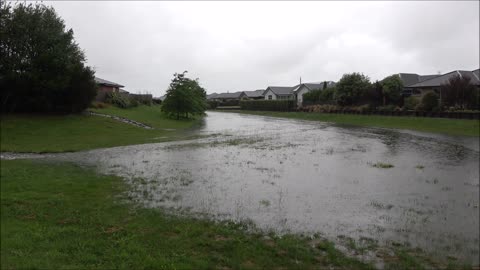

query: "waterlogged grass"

left=370, top=162, right=395, bottom=169
left=1, top=160, right=375, bottom=269
left=1, top=106, right=201, bottom=153
left=221, top=110, right=480, bottom=137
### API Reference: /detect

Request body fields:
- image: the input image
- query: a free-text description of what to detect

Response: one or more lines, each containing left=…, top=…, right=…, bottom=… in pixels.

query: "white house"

left=263, top=82, right=335, bottom=106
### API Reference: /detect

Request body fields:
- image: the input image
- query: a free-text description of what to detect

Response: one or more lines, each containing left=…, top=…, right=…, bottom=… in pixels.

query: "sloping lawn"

left=222, top=110, right=480, bottom=137
left=0, top=160, right=373, bottom=270
left=90, top=105, right=199, bottom=129
left=1, top=106, right=200, bottom=153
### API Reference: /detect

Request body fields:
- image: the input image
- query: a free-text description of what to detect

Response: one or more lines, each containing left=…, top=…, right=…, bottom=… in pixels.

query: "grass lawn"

left=1, top=159, right=374, bottom=269
left=221, top=110, right=480, bottom=137
left=1, top=106, right=201, bottom=153
left=90, top=105, right=199, bottom=130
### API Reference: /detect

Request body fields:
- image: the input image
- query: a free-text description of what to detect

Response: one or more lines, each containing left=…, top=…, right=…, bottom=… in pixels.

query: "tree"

left=161, top=71, right=207, bottom=119
left=0, top=3, right=96, bottom=113
left=361, top=80, right=383, bottom=107
left=440, top=75, right=478, bottom=110
left=380, top=74, right=403, bottom=105
left=334, top=73, right=371, bottom=106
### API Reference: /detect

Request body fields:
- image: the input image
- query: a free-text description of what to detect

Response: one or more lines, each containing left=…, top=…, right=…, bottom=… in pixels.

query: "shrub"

left=240, top=100, right=295, bottom=111
left=421, top=92, right=439, bottom=112
left=207, top=100, right=218, bottom=109
left=105, top=92, right=131, bottom=108
left=404, top=96, right=420, bottom=110
left=377, top=105, right=397, bottom=112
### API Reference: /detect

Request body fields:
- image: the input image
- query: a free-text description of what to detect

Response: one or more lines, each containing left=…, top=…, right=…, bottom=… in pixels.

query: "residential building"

left=405, top=69, right=480, bottom=97
left=94, top=77, right=124, bottom=101
left=242, top=89, right=265, bottom=100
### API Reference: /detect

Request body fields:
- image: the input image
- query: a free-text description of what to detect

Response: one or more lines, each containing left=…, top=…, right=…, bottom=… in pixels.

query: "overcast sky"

left=45, top=1, right=479, bottom=96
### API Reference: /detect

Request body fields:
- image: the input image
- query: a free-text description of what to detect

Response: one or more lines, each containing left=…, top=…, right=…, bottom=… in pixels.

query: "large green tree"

left=380, top=74, right=403, bottom=105
left=161, top=71, right=207, bottom=119
left=334, top=73, right=371, bottom=106
left=0, top=3, right=96, bottom=113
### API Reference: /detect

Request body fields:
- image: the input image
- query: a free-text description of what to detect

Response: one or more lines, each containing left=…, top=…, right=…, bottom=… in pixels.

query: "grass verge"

left=1, top=106, right=201, bottom=153
left=219, top=110, right=480, bottom=137
left=1, top=159, right=373, bottom=269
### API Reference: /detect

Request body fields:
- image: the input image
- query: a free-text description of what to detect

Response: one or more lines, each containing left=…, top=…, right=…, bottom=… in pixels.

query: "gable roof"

left=94, top=77, right=124, bottom=88
left=213, top=91, right=244, bottom=99
left=409, top=70, right=480, bottom=88
left=265, top=86, right=297, bottom=96
left=472, top=69, right=480, bottom=80
left=243, top=89, right=265, bottom=98
left=398, top=73, right=440, bottom=87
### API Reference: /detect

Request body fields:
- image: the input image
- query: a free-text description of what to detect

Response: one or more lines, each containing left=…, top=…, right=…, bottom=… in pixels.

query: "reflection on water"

left=53, top=111, right=479, bottom=264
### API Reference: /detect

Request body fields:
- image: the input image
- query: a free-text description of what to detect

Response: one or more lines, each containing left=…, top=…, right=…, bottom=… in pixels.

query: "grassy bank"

left=221, top=110, right=479, bottom=137
left=1, top=106, right=201, bottom=153
left=1, top=159, right=373, bottom=269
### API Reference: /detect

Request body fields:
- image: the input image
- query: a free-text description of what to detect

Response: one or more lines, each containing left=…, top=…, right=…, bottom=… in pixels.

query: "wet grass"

left=1, top=106, right=200, bottom=153
left=221, top=110, right=480, bottom=137
left=1, top=159, right=376, bottom=269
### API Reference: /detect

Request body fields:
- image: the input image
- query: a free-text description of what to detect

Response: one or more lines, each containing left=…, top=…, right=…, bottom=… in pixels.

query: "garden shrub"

left=105, top=92, right=131, bottom=108
left=404, top=96, right=420, bottom=110
left=421, top=92, right=439, bottom=112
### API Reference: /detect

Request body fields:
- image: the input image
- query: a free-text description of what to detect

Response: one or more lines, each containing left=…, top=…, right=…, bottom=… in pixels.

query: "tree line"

left=304, top=73, right=479, bottom=111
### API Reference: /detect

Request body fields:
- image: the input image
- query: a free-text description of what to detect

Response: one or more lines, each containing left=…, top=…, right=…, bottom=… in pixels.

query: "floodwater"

left=47, top=112, right=479, bottom=263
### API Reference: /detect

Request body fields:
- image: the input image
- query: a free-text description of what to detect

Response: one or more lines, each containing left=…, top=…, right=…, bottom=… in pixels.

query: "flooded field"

left=50, top=112, right=479, bottom=264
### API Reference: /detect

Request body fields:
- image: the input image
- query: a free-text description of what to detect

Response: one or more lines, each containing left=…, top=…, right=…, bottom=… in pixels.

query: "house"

left=263, top=82, right=335, bottom=106
left=398, top=73, right=440, bottom=97
left=293, top=82, right=335, bottom=106
left=94, top=77, right=124, bottom=101
left=209, top=91, right=246, bottom=102
left=263, top=86, right=297, bottom=100
left=405, top=69, right=480, bottom=97
left=242, top=89, right=265, bottom=100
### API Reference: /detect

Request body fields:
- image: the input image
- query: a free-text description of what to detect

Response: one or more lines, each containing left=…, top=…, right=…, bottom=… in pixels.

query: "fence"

left=239, top=100, right=295, bottom=111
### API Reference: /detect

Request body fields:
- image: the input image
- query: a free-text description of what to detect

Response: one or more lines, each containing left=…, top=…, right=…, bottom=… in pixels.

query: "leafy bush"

left=207, top=100, right=218, bottom=109
left=240, top=100, right=295, bottom=111
left=303, top=87, right=336, bottom=104
left=420, top=92, right=439, bottom=112
left=335, top=73, right=372, bottom=106
left=105, top=92, right=131, bottom=108
left=403, top=96, right=420, bottom=110
left=377, top=105, right=397, bottom=112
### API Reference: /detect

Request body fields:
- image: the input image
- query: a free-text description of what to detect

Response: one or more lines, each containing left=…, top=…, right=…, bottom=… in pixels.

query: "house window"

left=268, top=95, right=272, bottom=100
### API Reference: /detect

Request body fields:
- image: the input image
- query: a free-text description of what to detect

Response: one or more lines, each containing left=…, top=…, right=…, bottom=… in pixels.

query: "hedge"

left=240, top=100, right=295, bottom=111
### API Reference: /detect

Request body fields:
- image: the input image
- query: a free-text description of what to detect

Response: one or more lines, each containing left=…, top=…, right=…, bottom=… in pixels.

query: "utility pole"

left=300, top=77, right=302, bottom=85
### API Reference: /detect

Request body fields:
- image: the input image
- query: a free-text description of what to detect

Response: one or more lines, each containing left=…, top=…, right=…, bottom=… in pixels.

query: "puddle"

left=33, top=111, right=480, bottom=264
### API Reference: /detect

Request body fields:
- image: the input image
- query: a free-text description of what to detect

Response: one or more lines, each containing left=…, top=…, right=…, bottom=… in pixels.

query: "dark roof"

left=213, top=91, right=244, bottom=99
left=119, top=88, right=129, bottom=93
left=265, top=86, right=297, bottom=96
left=94, top=77, right=124, bottom=88
left=398, top=73, right=440, bottom=87
left=243, top=89, right=264, bottom=98
left=409, top=70, right=480, bottom=88
left=472, top=69, right=480, bottom=80
left=206, top=93, right=219, bottom=100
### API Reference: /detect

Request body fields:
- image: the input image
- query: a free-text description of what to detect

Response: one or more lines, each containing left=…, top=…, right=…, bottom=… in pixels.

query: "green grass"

left=1, top=106, right=201, bottom=153
left=220, top=110, right=480, bottom=137
left=90, top=105, right=199, bottom=130
left=1, top=160, right=374, bottom=269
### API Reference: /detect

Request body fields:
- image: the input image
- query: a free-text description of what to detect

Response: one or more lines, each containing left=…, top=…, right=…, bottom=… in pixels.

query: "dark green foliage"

left=0, top=3, right=96, bottom=113
left=303, top=87, right=336, bottom=104
left=361, top=80, right=384, bottom=107
left=440, top=75, right=479, bottom=110
left=420, top=92, right=439, bottom=111
left=335, top=73, right=372, bottom=106
left=404, top=96, right=420, bottom=110
left=239, top=100, right=295, bottom=111
left=105, top=92, right=132, bottom=108
left=381, top=74, right=403, bottom=105
left=207, top=100, right=218, bottom=109
left=161, top=71, right=207, bottom=119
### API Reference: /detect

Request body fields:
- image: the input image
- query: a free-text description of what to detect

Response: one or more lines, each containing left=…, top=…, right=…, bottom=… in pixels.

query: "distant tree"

left=161, top=71, right=207, bottom=119
left=334, top=73, right=371, bottom=106
left=0, top=3, right=96, bottom=113
left=322, top=81, right=328, bottom=90
left=380, top=74, right=403, bottom=105
left=440, top=75, right=478, bottom=110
